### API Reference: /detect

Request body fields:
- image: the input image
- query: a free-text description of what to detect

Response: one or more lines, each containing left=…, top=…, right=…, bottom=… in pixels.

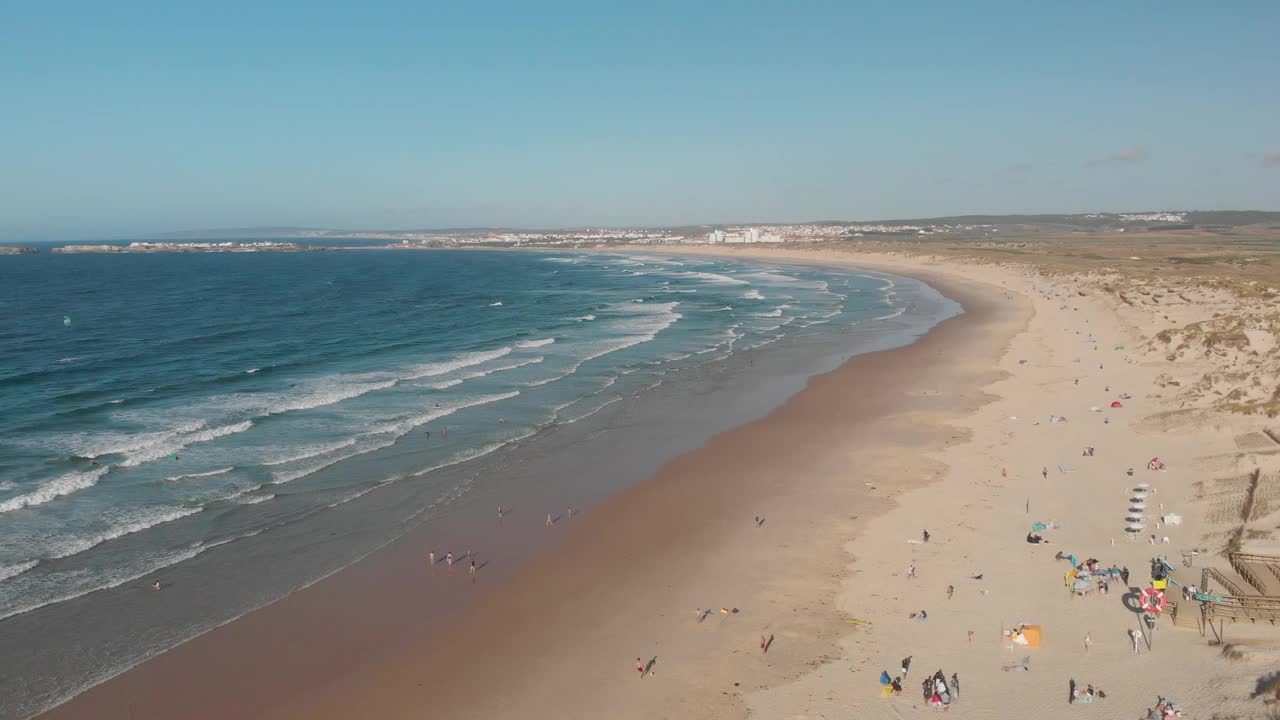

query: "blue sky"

left=2, top=1, right=1278, bottom=240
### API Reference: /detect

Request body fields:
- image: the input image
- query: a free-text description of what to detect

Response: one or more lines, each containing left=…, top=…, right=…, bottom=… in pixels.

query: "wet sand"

left=38, top=260, right=1018, bottom=720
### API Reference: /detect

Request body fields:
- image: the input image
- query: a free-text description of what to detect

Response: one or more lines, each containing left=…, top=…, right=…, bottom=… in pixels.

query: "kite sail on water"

left=63, top=315, right=71, bottom=327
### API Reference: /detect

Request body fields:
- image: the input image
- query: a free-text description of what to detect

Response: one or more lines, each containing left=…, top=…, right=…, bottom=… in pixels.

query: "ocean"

left=0, top=247, right=957, bottom=718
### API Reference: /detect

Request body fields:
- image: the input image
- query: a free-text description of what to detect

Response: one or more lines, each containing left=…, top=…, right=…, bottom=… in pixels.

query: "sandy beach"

left=36, top=247, right=1280, bottom=720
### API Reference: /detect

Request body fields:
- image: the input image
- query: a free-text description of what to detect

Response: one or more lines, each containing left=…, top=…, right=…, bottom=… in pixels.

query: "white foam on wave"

left=269, top=392, right=522, bottom=486
left=166, top=467, right=235, bottom=482
left=755, top=308, right=783, bottom=318
left=245, top=368, right=260, bottom=374
left=739, top=270, right=829, bottom=290
left=873, top=306, right=907, bottom=321
left=372, top=391, right=521, bottom=440
left=574, top=314, right=596, bottom=322
left=742, top=289, right=765, bottom=300
left=516, top=337, right=556, bottom=348
left=0, top=466, right=109, bottom=514
left=489, top=301, right=503, bottom=307
left=48, top=505, right=204, bottom=560
left=119, top=421, right=254, bottom=467
left=674, top=271, right=748, bottom=286
left=236, top=493, right=275, bottom=505
left=558, top=395, right=623, bottom=425
left=0, top=542, right=210, bottom=623
left=78, top=420, right=207, bottom=459
left=262, top=437, right=360, bottom=466
left=268, top=380, right=397, bottom=414
left=402, top=347, right=513, bottom=381
left=0, top=560, right=38, bottom=583
left=542, top=257, right=579, bottom=263
left=270, top=441, right=387, bottom=484
left=710, top=306, right=732, bottom=312
left=417, top=356, right=544, bottom=390
left=572, top=302, right=683, bottom=368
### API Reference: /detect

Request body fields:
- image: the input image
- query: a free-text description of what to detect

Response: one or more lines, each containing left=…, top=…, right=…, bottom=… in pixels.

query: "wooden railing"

left=1202, top=594, right=1280, bottom=624
left=1229, top=552, right=1280, bottom=595
left=1203, top=567, right=1249, bottom=597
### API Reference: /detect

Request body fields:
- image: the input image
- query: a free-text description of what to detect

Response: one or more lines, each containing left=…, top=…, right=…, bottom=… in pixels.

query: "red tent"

left=1110, top=401, right=1123, bottom=408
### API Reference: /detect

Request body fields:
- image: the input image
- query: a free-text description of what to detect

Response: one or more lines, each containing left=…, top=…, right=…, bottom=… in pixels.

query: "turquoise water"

left=0, top=249, right=907, bottom=623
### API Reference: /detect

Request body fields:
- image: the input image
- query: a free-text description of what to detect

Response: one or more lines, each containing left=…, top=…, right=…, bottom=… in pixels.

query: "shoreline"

left=29, top=253, right=966, bottom=720
left=35, top=245, right=1276, bottom=719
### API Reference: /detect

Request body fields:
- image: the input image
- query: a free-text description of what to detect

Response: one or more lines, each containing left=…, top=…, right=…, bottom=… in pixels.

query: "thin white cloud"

left=1263, top=150, right=1280, bottom=167
left=1085, top=147, right=1149, bottom=168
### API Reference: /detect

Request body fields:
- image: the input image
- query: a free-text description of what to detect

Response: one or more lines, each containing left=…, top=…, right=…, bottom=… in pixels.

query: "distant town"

left=6, top=210, right=1280, bottom=254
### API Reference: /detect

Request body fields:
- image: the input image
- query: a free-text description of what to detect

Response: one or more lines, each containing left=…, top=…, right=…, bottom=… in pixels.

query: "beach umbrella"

left=1125, top=515, right=1144, bottom=522
left=1132, top=487, right=1149, bottom=494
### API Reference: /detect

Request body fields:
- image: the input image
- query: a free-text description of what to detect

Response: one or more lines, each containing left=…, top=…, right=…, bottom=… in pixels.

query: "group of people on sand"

left=923, top=669, right=958, bottom=708
left=879, top=658, right=958, bottom=709
left=1068, top=680, right=1107, bottom=704
left=1060, top=555, right=1126, bottom=597
left=1146, top=697, right=1184, bottom=718
left=426, top=549, right=478, bottom=578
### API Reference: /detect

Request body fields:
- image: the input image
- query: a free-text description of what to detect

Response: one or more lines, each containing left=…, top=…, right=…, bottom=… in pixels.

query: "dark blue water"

left=0, top=249, right=909, bottom=622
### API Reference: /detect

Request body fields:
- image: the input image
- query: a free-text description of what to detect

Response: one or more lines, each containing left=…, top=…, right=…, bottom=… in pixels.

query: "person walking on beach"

left=1120, top=566, right=1130, bottom=585
left=1042, top=466, right=1048, bottom=480
left=900, top=656, right=912, bottom=678
left=546, top=513, right=554, bottom=527
left=636, top=657, right=645, bottom=677
left=497, top=505, right=503, bottom=523
left=968, top=630, right=974, bottom=646
left=906, top=564, right=916, bottom=579
left=567, top=505, right=573, bottom=520
left=1128, top=628, right=1141, bottom=655
left=428, top=550, right=436, bottom=568
left=469, top=559, right=477, bottom=580
left=947, top=585, right=954, bottom=600
left=922, top=529, right=930, bottom=543
left=446, top=552, right=454, bottom=572
left=1084, top=632, right=1093, bottom=654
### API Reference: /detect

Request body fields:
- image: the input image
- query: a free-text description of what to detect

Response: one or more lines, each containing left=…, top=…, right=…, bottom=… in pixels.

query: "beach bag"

left=880, top=671, right=892, bottom=685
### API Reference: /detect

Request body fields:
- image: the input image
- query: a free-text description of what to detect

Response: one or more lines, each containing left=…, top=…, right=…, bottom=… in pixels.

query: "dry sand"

left=37, top=247, right=1280, bottom=720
